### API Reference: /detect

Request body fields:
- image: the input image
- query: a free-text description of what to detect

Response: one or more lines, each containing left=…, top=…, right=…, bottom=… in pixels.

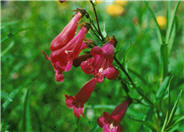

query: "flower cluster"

left=43, top=9, right=89, bottom=82
left=44, top=9, right=130, bottom=132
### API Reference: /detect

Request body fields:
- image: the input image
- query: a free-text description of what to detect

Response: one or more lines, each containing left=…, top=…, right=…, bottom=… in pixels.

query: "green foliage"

left=1, top=1, right=184, bottom=132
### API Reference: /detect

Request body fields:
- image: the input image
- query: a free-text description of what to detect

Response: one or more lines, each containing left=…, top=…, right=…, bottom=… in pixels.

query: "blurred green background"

left=1, top=1, right=184, bottom=132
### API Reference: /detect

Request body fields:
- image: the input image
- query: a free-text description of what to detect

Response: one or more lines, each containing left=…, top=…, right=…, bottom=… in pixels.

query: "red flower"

left=48, top=25, right=89, bottom=82
left=97, top=100, right=130, bottom=132
left=81, top=39, right=119, bottom=83
left=65, top=78, right=96, bottom=118
left=50, top=10, right=85, bottom=51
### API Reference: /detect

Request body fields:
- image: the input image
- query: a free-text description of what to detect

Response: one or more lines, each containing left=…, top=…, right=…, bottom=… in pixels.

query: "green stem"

left=161, top=44, right=169, bottom=80
left=89, top=0, right=105, bottom=41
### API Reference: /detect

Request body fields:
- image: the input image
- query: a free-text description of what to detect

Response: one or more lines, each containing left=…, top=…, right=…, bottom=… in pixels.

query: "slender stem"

left=86, top=12, right=100, bottom=35
left=114, top=56, right=154, bottom=106
left=90, top=24, right=102, bottom=41
left=89, top=0, right=105, bottom=41
left=119, top=77, right=129, bottom=94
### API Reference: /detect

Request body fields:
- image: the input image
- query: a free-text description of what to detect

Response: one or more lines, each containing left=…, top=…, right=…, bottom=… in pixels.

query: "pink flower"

left=65, top=78, right=97, bottom=118
left=50, top=10, right=85, bottom=51
left=81, top=39, right=119, bottom=83
left=98, top=100, right=130, bottom=132
left=48, top=25, right=90, bottom=82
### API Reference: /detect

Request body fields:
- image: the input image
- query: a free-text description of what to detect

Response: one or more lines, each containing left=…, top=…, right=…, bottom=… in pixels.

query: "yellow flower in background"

left=115, top=0, right=128, bottom=6
left=95, top=0, right=103, bottom=4
left=156, top=16, right=167, bottom=28
left=106, top=4, right=125, bottom=17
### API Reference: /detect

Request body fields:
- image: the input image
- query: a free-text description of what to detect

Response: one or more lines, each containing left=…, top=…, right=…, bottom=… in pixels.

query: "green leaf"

left=1, top=42, right=15, bottom=57
left=129, top=117, right=157, bottom=131
left=1, top=28, right=29, bottom=43
left=161, top=112, right=169, bottom=132
left=2, top=80, right=31, bottom=110
left=1, top=91, right=13, bottom=102
left=156, top=75, right=172, bottom=101
left=165, top=1, right=180, bottom=44
left=138, top=108, right=154, bottom=131
left=168, top=23, right=176, bottom=54
left=166, top=116, right=184, bottom=131
left=87, top=104, right=115, bottom=109
left=23, top=88, right=32, bottom=132
left=145, top=1, right=163, bottom=45
left=101, top=23, right=107, bottom=38
left=1, top=20, right=20, bottom=28
left=90, top=124, right=99, bottom=132
left=166, top=90, right=182, bottom=126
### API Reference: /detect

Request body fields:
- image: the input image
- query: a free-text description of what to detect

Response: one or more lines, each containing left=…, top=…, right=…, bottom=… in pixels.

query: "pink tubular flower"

left=81, top=39, right=119, bottom=83
left=97, top=100, right=130, bottom=132
left=48, top=25, right=90, bottom=82
left=65, top=78, right=97, bottom=118
left=50, top=10, right=85, bottom=51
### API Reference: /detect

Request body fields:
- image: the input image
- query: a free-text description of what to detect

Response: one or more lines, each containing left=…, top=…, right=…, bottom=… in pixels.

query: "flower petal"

left=90, top=46, right=103, bottom=56
left=98, top=115, right=106, bottom=128
left=75, top=78, right=96, bottom=103
left=80, top=42, right=87, bottom=50
left=111, top=100, right=130, bottom=122
left=73, top=106, right=84, bottom=118
left=55, top=72, right=64, bottom=82
left=103, top=67, right=119, bottom=80
left=64, top=61, right=73, bottom=72
left=50, top=12, right=82, bottom=51
left=102, top=43, right=114, bottom=58
left=81, top=58, right=95, bottom=74
left=65, top=95, right=75, bottom=108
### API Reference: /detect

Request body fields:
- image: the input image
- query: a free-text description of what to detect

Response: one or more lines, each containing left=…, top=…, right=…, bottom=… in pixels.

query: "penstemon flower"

left=65, top=78, right=97, bottom=118
left=50, top=10, right=85, bottom=51
left=98, top=99, right=130, bottom=132
left=81, top=38, right=119, bottom=83
left=48, top=24, right=90, bottom=82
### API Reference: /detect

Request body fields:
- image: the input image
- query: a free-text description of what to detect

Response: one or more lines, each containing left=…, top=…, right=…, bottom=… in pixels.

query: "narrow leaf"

left=23, top=88, right=32, bottom=132
left=161, top=112, right=169, bottom=132
left=145, top=1, right=163, bottom=45
left=1, top=42, right=15, bottom=57
left=156, top=75, right=172, bottom=101
left=166, top=116, right=184, bottom=131
left=130, top=117, right=157, bottom=131
left=165, top=1, right=180, bottom=44
left=168, top=23, right=176, bottom=54
left=166, top=90, right=183, bottom=126
left=1, top=91, right=13, bottom=102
